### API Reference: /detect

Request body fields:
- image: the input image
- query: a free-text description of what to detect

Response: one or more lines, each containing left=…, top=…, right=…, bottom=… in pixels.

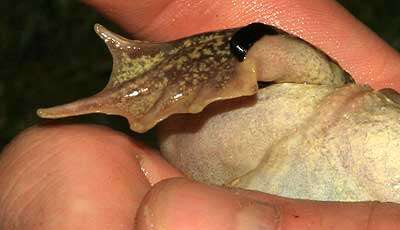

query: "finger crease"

left=274, top=204, right=283, bottom=230
left=366, top=201, right=379, bottom=230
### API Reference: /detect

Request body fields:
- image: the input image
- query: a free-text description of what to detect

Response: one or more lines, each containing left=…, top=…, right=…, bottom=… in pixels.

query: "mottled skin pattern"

left=37, top=24, right=400, bottom=202
left=37, top=24, right=257, bottom=132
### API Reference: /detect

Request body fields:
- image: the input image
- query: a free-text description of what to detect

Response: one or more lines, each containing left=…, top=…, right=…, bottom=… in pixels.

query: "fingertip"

left=135, top=178, right=280, bottom=230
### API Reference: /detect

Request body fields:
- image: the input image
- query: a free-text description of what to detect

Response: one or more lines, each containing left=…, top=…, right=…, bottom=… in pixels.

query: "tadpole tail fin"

left=93, top=23, right=171, bottom=54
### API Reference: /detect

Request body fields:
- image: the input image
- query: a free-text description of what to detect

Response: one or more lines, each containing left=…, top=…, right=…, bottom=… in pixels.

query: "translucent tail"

left=37, top=93, right=108, bottom=119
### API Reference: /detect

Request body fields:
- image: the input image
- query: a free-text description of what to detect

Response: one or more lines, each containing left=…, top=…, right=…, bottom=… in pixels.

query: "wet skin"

left=37, top=23, right=400, bottom=202
left=2, top=0, right=400, bottom=229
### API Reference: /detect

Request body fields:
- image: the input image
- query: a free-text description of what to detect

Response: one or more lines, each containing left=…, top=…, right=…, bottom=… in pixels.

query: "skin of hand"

left=1, top=0, right=400, bottom=229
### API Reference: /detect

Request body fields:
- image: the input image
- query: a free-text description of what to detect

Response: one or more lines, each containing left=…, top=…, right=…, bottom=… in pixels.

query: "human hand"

left=2, top=1, right=400, bottom=229
left=1, top=124, right=400, bottom=230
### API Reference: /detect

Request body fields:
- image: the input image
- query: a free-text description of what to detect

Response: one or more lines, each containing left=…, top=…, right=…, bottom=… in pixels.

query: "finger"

left=83, top=0, right=400, bottom=90
left=227, top=188, right=400, bottom=230
left=0, top=124, right=152, bottom=229
left=135, top=178, right=400, bottom=230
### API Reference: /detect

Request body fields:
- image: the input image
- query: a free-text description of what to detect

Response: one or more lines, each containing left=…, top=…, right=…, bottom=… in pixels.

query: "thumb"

left=136, top=178, right=400, bottom=230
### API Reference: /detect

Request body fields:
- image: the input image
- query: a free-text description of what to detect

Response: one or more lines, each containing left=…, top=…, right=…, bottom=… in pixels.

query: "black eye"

left=229, top=23, right=279, bottom=62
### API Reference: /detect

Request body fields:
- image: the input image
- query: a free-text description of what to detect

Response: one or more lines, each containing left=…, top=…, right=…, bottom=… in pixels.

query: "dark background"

left=1, top=0, right=400, bottom=151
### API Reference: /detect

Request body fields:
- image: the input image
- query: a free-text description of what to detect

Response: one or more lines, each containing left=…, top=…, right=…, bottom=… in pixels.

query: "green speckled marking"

left=112, top=51, right=166, bottom=87
left=36, top=24, right=258, bottom=133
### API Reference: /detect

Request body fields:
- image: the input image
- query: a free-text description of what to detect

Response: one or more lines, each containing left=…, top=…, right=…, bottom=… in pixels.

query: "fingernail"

left=135, top=154, right=153, bottom=185
left=236, top=200, right=280, bottom=230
